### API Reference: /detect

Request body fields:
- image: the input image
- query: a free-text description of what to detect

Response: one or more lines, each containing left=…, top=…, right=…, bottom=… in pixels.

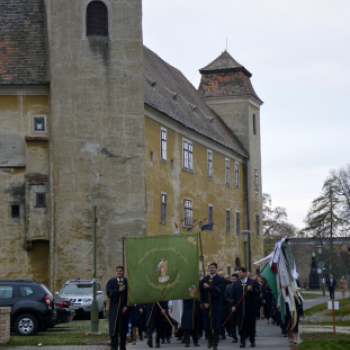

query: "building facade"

left=0, top=0, right=263, bottom=291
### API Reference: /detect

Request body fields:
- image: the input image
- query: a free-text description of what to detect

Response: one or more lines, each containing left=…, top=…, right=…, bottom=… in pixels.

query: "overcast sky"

left=142, top=0, right=350, bottom=229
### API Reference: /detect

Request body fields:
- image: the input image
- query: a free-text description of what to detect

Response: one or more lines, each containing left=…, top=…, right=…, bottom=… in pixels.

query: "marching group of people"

left=106, top=263, right=303, bottom=350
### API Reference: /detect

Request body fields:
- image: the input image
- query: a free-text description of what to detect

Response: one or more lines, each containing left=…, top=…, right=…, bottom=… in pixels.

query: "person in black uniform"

left=131, top=304, right=145, bottom=344
left=231, top=267, right=260, bottom=348
left=146, top=301, right=169, bottom=348
left=200, top=262, right=225, bottom=350
left=106, top=266, right=130, bottom=350
left=224, top=273, right=239, bottom=343
left=181, top=299, right=201, bottom=347
left=326, top=274, right=337, bottom=300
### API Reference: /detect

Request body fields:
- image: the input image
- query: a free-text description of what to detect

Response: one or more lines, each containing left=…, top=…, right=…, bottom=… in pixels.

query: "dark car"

left=53, top=296, right=75, bottom=325
left=0, top=280, right=56, bottom=336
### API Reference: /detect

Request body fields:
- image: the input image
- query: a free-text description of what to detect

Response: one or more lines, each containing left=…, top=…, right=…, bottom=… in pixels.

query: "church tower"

left=198, top=51, right=263, bottom=265
left=44, top=0, right=145, bottom=289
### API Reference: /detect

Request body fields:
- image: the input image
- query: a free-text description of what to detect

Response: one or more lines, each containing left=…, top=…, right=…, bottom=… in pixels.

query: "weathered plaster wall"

left=0, top=94, right=49, bottom=282
left=45, top=0, right=145, bottom=291
left=144, top=109, right=249, bottom=273
left=201, top=97, right=264, bottom=267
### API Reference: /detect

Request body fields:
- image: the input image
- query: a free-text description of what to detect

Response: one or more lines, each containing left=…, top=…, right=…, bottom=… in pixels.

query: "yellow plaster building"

left=0, top=0, right=263, bottom=290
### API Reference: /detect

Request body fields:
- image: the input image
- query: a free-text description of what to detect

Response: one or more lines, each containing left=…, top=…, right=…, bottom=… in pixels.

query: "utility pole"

left=90, top=205, right=99, bottom=334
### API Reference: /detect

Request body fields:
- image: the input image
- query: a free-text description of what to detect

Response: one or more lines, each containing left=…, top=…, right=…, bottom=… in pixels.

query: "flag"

left=201, top=222, right=214, bottom=231
left=261, top=262, right=285, bottom=321
left=169, top=299, right=183, bottom=326
left=125, top=233, right=200, bottom=305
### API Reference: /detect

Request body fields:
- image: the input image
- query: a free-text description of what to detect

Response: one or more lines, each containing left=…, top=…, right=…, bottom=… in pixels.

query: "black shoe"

left=240, top=345, right=245, bottom=348
left=167, top=338, right=171, bottom=344
left=161, top=340, right=165, bottom=344
left=213, top=347, right=217, bottom=350
left=156, top=344, right=160, bottom=348
left=147, top=340, right=153, bottom=348
left=185, top=344, right=190, bottom=348
left=221, top=336, right=226, bottom=340
left=251, top=343, right=256, bottom=348
left=207, top=341, right=212, bottom=348
left=194, top=343, right=199, bottom=347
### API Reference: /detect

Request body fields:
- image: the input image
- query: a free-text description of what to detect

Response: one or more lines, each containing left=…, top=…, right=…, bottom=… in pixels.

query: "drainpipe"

left=244, top=158, right=252, bottom=272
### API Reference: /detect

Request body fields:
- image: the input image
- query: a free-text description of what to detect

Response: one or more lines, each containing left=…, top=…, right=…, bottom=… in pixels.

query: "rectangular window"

left=161, top=193, right=167, bottom=222
left=183, top=140, right=193, bottom=171
left=254, top=169, right=259, bottom=192
left=225, top=158, right=230, bottom=185
left=235, top=163, right=239, bottom=188
left=227, top=265, right=231, bottom=276
left=36, top=193, right=46, bottom=208
left=34, top=116, right=45, bottom=131
left=0, top=285, right=14, bottom=300
left=256, top=214, right=260, bottom=237
left=207, top=150, right=213, bottom=179
left=11, top=204, right=20, bottom=219
left=235, top=212, right=240, bottom=235
left=226, top=210, right=231, bottom=233
left=183, top=199, right=193, bottom=227
left=208, top=205, right=213, bottom=231
left=161, top=128, right=167, bottom=161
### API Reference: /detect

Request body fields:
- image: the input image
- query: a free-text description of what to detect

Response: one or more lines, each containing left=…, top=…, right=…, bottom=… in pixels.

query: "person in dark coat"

left=146, top=301, right=169, bottom=348
left=231, top=267, right=260, bottom=348
left=181, top=299, right=201, bottom=347
left=326, top=274, right=337, bottom=300
left=200, top=262, right=225, bottom=350
left=224, top=273, right=239, bottom=343
left=218, top=269, right=231, bottom=339
left=261, top=277, right=273, bottom=324
left=106, top=266, right=131, bottom=350
left=131, top=304, right=145, bottom=344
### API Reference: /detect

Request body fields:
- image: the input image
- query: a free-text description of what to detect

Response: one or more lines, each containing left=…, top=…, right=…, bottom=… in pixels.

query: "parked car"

left=56, top=279, right=106, bottom=318
left=53, top=296, right=75, bottom=325
left=0, top=279, right=56, bottom=336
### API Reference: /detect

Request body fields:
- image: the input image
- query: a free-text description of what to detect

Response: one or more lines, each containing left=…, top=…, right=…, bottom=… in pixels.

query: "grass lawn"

left=301, top=293, right=323, bottom=300
left=304, top=296, right=350, bottom=316
left=302, top=320, right=350, bottom=327
left=296, top=332, right=350, bottom=350
left=0, top=319, right=110, bottom=347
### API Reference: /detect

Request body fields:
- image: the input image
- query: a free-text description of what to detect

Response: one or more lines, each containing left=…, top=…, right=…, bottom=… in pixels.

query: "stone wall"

left=0, top=307, right=10, bottom=344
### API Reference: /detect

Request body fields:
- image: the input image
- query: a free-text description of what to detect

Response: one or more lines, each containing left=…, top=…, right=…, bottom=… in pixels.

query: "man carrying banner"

left=200, top=262, right=225, bottom=350
left=106, top=266, right=130, bottom=350
left=231, top=267, right=260, bottom=348
left=146, top=301, right=169, bottom=348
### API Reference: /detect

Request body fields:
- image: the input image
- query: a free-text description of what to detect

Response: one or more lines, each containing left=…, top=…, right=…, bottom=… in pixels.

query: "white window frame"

left=226, top=209, right=231, bottom=233
left=182, top=139, right=194, bottom=171
left=208, top=204, right=213, bottom=231
left=254, top=169, right=259, bottom=192
left=235, top=162, right=239, bottom=188
left=183, top=199, right=193, bottom=227
left=207, top=150, right=213, bottom=179
left=160, top=127, right=167, bottom=161
left=225, top=158, right=230, bottom=185
left=33, top=115, right=47, bottom=133
left=235, top=211, right=240, bottom=235
left=161, top=192, right=167, bottom=223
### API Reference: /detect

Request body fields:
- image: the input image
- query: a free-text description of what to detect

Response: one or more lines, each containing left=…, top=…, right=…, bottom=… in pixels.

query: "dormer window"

left=87, top=1, right=108, bottom=37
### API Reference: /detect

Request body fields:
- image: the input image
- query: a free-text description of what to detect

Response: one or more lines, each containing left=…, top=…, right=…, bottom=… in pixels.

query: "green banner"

left=125, top=234, right=200, bottom=305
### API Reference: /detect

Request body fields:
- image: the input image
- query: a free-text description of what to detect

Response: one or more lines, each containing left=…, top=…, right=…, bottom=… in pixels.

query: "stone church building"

left=0, top=0, right=263, bottom=291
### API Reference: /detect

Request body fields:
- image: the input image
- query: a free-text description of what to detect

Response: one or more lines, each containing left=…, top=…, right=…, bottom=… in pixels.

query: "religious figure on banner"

left=157, top=258, right=170, bottom=283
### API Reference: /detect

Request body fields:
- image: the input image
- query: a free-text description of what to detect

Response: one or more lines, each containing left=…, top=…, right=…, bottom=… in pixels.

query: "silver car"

left=57, top=279, right=106, bottom=318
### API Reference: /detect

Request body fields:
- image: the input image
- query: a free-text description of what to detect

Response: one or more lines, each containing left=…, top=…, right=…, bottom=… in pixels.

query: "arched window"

left=253, top=113, right=257, bottom=135
left=86, top=1, right=108, bottom=37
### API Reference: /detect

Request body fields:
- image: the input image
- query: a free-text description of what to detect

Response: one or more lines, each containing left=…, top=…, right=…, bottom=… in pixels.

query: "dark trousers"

left=329, top=287, right=335, bottom=300
left=147, top=326, right=162, bottom=345
left=111, top=334, right=126, bottom=350
left=239, top=326, right=254, bottom=345
left=184, top=329, right=199, bottom=345
left=230, top=314, right=237, bottom=339
left=206, top=329, right=219, bottom=347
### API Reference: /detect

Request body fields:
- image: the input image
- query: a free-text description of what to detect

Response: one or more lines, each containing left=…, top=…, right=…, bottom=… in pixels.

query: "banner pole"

left=122, top=237, right=125, bottom=274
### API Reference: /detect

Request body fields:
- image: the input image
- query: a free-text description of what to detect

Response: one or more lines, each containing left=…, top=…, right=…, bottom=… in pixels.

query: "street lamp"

left=242, top=230, right=250, bottom=269
left=316, top=245, right=325, bottom=296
